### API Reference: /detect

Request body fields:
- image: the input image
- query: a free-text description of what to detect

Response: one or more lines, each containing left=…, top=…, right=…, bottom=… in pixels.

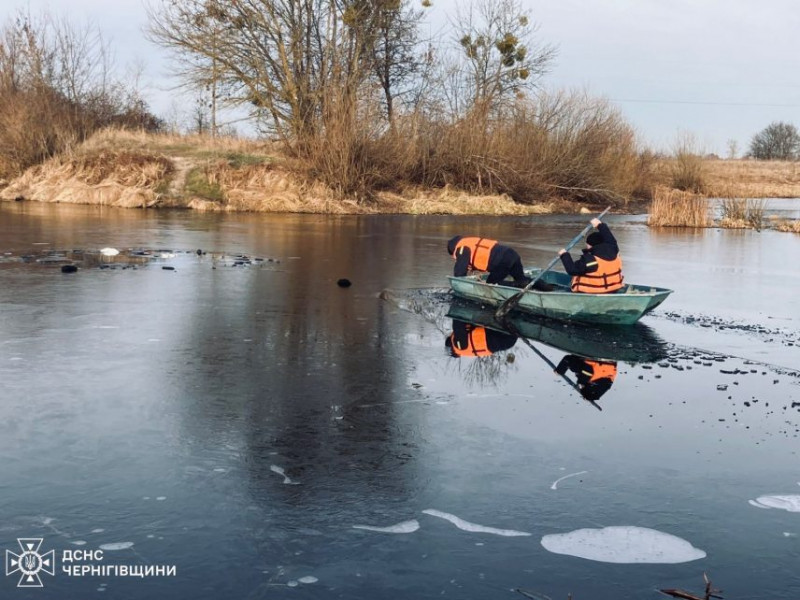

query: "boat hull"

left=448, top=270, right=673, bottom=326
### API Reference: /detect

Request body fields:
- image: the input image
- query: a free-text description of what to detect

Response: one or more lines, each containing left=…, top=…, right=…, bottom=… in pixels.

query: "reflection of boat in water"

left=448, top=269, right=673, bottom=325
left=446, top=299, right=668, bottom=364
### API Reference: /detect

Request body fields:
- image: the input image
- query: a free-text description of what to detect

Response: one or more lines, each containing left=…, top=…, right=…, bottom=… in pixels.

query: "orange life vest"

left=571, top=255, right=624, bottom=293
left=450, top=326, right=492, bottom=357
left=453, top=237, right=498, bottom=272
left=581, top=360, right=618, bottom=383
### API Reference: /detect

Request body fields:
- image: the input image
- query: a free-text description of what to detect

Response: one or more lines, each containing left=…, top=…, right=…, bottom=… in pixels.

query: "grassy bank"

left=3, top=129, right=800, bottom=221
left=0, top=128, right=595, bottom=215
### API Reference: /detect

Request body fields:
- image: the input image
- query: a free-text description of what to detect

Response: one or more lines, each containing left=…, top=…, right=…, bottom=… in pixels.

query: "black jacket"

left=559, top=223, right=619, bottom=276
left=448, top=236, right=513, bottom=277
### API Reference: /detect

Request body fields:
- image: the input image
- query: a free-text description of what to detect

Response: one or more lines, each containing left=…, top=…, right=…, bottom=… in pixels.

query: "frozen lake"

left=0, top=202, right=798, bottom=598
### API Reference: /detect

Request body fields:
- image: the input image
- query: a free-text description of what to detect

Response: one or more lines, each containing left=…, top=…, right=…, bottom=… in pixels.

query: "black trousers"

left=486, top=248, right=527, bottom=284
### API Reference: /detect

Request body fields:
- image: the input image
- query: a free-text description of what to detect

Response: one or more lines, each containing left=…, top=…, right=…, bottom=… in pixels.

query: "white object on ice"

left=540, top=526, right=706, bottom=564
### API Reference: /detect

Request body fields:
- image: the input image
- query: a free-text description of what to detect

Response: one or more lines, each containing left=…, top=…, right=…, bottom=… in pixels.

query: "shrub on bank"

left=299, top=90, right=656, bottom=206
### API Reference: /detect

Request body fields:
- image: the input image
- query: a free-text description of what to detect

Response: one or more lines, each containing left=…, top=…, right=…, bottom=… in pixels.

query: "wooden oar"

left=494, top=206, right=611, bottom=320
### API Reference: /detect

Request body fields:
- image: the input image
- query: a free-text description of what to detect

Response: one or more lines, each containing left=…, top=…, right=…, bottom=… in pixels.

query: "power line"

left=610, top=98, right=800, bottom=108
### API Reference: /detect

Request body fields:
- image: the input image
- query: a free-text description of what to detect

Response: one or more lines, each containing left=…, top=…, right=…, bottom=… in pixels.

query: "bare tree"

left=146, top=0, right=419, bottom=149
left=453, top=0, right=556, bottom=110
left=748, top=121, right=800, bottom=160
left=370, top=0, right=425, bottom=125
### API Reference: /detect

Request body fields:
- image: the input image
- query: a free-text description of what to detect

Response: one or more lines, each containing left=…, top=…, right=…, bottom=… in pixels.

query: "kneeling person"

left=447, top=235, right=530, bottom=287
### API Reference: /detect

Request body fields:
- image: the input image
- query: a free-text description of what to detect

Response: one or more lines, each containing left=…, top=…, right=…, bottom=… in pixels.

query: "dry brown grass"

left=694, top=159, right=800, bottom=198
left=772, top=219, right=800, bottom=233
left=648, top=186, right=711, bottom=227
left=0, top=136, right=175, bottom=207
left=83, top=127, right=276, bottom=158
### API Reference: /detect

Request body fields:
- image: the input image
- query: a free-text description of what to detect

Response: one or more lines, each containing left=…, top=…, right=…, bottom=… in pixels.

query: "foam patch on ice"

left=353, top=519, right=420, bottom=534
left=749, top=495, right=800, bottom=512
left=99, top=542, right=134, bottom=551
left=540, top=526, right=706, bottom=564
left=422, top=509, right=531, bottom=537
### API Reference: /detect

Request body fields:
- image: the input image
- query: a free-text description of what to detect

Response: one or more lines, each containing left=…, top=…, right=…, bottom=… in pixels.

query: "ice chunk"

left=541, top=526, right=706, bottom=564
left=298, top=576, right=318, bottom=584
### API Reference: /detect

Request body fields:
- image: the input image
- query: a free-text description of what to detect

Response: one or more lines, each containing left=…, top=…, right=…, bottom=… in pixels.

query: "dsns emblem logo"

left=5, top=538, right=56, bottom=587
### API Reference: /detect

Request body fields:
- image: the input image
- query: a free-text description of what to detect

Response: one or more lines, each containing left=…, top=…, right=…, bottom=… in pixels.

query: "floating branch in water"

left=660, top=572, right=723, bottom=600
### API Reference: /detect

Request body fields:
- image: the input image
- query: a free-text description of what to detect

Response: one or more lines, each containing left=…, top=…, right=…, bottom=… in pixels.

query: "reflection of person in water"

left=445, top=320, right=517, bottom=357
left=555, top=355, right=617, bottom=401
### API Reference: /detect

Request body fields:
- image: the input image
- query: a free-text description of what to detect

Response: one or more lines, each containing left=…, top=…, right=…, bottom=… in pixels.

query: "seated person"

left=558, top=218, right=624, bottom=293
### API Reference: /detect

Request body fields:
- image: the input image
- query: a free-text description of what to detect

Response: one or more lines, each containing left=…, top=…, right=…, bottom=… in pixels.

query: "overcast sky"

left=4, top=0, right=800, bottom=155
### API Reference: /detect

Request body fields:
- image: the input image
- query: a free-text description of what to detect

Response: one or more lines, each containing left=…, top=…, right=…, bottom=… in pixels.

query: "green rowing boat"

left=448, top=269, right=673, bottom=326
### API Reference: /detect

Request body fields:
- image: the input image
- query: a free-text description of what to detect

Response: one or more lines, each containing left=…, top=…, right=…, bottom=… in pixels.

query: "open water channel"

left=0, top=202, right=798, bottom=599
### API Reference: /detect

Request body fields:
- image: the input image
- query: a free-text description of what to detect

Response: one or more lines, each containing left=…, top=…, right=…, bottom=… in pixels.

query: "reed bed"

left=772, top=219, right=800, bottom=233
left=719, top=196, right=766, bottom=230
left=648, top=187, right=711, bottom=227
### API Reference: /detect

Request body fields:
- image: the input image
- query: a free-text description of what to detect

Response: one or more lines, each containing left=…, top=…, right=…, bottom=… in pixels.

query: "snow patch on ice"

left=749, top=495, right=800, bottom=512
left=99, top=542, right=134, bottom=551
left=353, top=519, right=420, bottom=534
left=422, top=509, right=531, bottom=537
left=270, top=465, right=298, bottom=485
left=540, top=526, right=706, bottom=564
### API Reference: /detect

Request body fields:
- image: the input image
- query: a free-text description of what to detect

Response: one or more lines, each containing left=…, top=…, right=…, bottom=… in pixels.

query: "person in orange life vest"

left=554, top=354, right=618, bottom=402
left=445, top=319, right=517, bottom=357
left=447, top=236, right=532, bottom=287
left=557, top=218, right=624, bottom=293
